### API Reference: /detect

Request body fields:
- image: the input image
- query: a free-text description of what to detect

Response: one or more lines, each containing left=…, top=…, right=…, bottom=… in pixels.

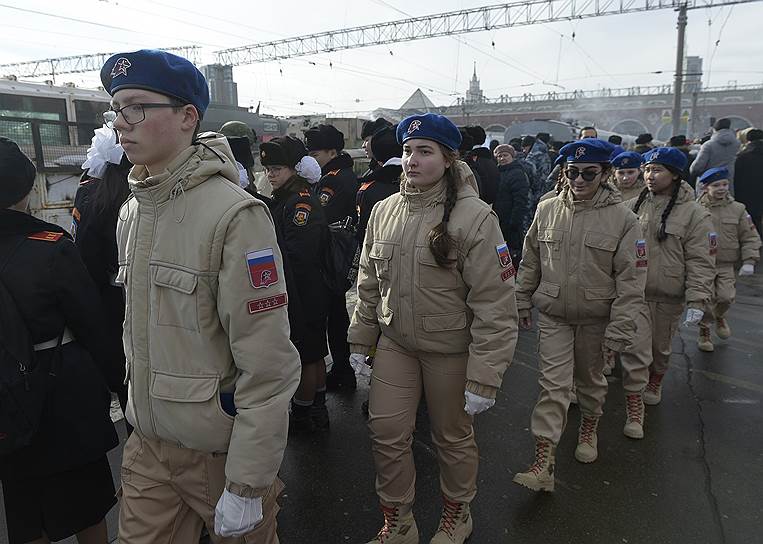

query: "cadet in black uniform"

left=72, top=143, right=132, bottom=434
left=305, top=124, right=359, bottom=391
left=360, top=117, right=393, bottom=177
left=0, top=137, right=121, bottom=544
left=261, top=136, right=331, bottom=432
left=463, top=125, right=499, bottom=205
left=356, top=125, right=403, bottom=244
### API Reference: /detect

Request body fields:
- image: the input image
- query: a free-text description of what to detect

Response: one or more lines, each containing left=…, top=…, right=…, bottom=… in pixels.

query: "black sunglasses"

left=564, top=167, right=602, bottom=182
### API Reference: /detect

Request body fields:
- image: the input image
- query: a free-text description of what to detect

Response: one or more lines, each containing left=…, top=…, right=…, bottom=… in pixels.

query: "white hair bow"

left=81, top=125, right=124, bottom=179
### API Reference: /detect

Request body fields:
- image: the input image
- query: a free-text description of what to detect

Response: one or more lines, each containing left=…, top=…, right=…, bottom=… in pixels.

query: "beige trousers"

left=648, top=301, right=685, bottom=375
left=619, top=303, right=651, bottom=393
left=530, top=312, right=608, bottom=444
left=119, top=433, right=283, bottom=544
left=368, top=335, right=478, bottom=506
left=701, top=263, right=736, bottom=324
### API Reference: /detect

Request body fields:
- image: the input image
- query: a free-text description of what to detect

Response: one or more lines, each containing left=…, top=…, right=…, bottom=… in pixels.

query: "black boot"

left=289, top=400, right=314, bottom=433
left=311, top=390, right=330, bottom=431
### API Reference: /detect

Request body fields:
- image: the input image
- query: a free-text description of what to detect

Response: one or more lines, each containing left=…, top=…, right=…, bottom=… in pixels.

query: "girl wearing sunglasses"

left=513, top=139, right=647, bottom=491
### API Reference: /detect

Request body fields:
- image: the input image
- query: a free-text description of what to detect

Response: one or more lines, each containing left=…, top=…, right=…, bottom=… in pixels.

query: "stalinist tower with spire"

left=465, top=62, right=485, bottom=104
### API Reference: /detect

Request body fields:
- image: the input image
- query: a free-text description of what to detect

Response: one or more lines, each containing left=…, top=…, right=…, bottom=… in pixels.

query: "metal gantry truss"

left=215, top=0, right=761, bottom=65
left=0, top=46, right=201, bottom=78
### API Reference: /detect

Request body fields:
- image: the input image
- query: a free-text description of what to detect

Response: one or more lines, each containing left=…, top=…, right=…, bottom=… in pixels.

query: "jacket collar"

left=321, top=152, right=354, bottom=176
left=647, top=180, right=695, bottom=205
left=558, top=183, right=622, bottom=209
left=0, top=209, right=68, bottom=238
left=128, top=133, right=239, bottom=208
left=698, top=192, right=733, bottom=207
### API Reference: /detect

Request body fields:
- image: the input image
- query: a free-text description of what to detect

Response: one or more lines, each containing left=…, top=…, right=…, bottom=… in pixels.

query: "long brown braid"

left=428, top=147, right=460, bottom=267
left=632, top=167, right=682, bottom=242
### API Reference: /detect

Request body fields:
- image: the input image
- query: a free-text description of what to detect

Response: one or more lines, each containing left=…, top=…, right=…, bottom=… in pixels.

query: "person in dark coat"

left=356, top=125, right=402, bottom=244
left=305, top=124, right=358, bottom=391
left=634, top=133, right=654, bottom=154
left=360, top=117, right=393, bottom=176
left=669, top=134, right=695, bottom=186
left=734, top=128, right=763, bottom=237
left=0, top=137, right=120, bottom=544
left=72, top=131, right=132, bottom=435
left=260, top=136, right=331, bottom=432
left=493, top=144, right=530, bottom=265
left=463, top=125, right=498, bottom=205
left=458, top=128, right=484, bottom=198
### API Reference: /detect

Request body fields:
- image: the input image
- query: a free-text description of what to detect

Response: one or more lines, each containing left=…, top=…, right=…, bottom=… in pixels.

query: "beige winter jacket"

left=348, top=161, right=518, bottom=399
left=697, top=193, right=761, bottom=265
left=615, top=179, right=646, bottom=202
left=516, top=183, right=646, bottom=352
left=116, top=134, right=300, bottom=496
left=625, top=181, right=715, bottom=308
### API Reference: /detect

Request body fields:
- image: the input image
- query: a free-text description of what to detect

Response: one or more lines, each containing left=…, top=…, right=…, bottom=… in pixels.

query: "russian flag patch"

left=246, top=248, right=279, bottom=289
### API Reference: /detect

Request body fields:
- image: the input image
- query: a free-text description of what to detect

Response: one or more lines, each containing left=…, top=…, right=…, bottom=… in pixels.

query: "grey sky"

left=1, top=0, right=762, bottom=116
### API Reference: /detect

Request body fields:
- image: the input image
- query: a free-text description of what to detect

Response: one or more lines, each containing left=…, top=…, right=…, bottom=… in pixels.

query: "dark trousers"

left=328, top=292, right=351, bottom=371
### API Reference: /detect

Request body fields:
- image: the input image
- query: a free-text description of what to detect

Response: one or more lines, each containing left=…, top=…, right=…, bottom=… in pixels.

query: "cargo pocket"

left=417, top=249, right=459, bottom=289
left=422, top=311, right=468, bottom=332
left=369, top=242, right=393, bottom=280
left=531, top=280, right=561, bottom=315
left=150, top=371, right=233, bottom=452
left=153, top=265, right=199, bottom=331
left=538, top=229, right=563, bottom=262
left=583, top=285, right=617, bottom=318
left=584, top=231, right=618, bottom=271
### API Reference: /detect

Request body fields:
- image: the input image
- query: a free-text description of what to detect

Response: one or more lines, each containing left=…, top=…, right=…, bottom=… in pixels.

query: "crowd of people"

left=0, top=48, right=761, bottom=544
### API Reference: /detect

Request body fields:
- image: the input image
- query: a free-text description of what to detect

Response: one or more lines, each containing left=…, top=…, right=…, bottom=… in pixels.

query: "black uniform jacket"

left=269, top=180, right=330, bottom=344
left=315, top=153, right=359, bottom=224
left=495, top=161, right=530, bottom=262
left=467, top=147, right=499, bottom=205
left=0, top=210, right=119, bottom=479
left=356, top=163, right=402, bottom=244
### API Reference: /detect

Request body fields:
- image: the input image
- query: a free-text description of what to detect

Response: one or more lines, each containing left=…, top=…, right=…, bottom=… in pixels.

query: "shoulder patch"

left=28, top=231, right=64, bottom=242
left=246, top=248, right=279, bottom=289
left=293, top=203, right=311, bottom=226
left=327, top=169, right=341, bottom=176
left=747, top=213, right=756, bottom=230
left=495, top=242, right=512, bottom=268
left=298, top=190, right=311, bottom=198
left=319, top=186, right=335, bottom=205
left=635, top=239, right=648, bottom=268
left=72, top=207, right=81, bottom=222
left=359, top=181, right=375, bottom=192
left=248, top=293, right=288, bottom=314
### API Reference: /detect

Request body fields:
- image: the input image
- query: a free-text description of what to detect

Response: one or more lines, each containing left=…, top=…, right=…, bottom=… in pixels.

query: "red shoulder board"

left=28, top=231, right=64, bottom=242
left=328, top=169, right=340, bottom=176
left=359, top=181, right=375, bottom=192
left=79, top=178, right=94, bottom=186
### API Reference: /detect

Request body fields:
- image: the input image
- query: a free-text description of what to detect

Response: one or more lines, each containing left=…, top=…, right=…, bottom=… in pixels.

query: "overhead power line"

left=214, top=0, right=762, bottom=65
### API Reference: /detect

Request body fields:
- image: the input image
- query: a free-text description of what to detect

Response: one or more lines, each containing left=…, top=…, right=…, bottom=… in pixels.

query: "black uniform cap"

left=305, top=124, right=345, bottom=152
left=361, top=118, right=393, bottom=140
left=464, top=126, right=486, bottom=146
left=259, top=136, right=307, bottom=168
left=0, top=137, right=36, bottom=209
left=370, top=125, right=402, bottom=164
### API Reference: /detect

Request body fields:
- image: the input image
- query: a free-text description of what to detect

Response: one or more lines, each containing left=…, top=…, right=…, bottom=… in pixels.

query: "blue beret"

left=642, top=147, right=688, bottom=172
left=397, top=114, right=462, bottom=151
left=558, top=139, right=615, bottom=164
left=100, top=49, right=210, bottom=116
left=698, top=166, right=730, bottom=186
left=611, top=151, right=644, bottom=170
left=609, top=145, right=625, bottom=160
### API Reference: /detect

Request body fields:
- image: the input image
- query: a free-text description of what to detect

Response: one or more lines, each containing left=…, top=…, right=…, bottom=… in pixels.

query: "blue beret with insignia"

left=100, top=49, right=210, bottom=116
left=558, top=139, right=615, bottom=164
left=642, top=146, right=688, bottom=172
left=697, top=166, right=730, bottom=186
left=611, top=151, right=644, bottom=170
left=397, top=114, right=462, bottom=151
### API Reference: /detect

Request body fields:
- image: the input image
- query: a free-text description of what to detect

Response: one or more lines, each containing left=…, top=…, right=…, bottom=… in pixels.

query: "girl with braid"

left=627, top=147, right=715, bottom=405
left=348, top=114, right=518, bottom=544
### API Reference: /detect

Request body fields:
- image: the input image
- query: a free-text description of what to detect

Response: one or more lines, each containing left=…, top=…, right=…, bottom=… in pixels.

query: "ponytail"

left=428, top=148, right=460, bottom=267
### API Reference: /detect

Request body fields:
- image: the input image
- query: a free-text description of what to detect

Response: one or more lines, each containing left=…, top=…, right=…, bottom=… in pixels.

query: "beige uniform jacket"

left=516, top=184, right=646, bottom=352
left=348, top=162, right=518, bottom=400
left=625, top=181, right=715, bottom=309
left=615, top=179, right=646, bottom=202
left=116, top=134, right=300, bottom=496
left=697, top=194, right=761, bottom=265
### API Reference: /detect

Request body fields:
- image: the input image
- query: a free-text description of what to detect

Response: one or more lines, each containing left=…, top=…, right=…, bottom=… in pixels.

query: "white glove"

left=464, top=391, right=495, bottom=416
left=349, top=353, right=372, bottom=378
left=214, top=489, right=263, bottom=538
left=683, top=308, right=704, bottom=326
left=739, top=263, right=754, bottom=276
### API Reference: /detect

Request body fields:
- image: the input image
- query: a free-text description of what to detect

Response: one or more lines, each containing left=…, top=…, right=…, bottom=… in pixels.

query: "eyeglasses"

left=564, top=167, right=602, bottom=182
left=103, top=103, right=178, bottom=128
left=264, top=166, right=286, bottom=175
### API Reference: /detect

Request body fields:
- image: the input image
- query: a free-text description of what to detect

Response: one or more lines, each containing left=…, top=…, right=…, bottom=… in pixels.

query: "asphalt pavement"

left=2, top=272, right=761, bottom=544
